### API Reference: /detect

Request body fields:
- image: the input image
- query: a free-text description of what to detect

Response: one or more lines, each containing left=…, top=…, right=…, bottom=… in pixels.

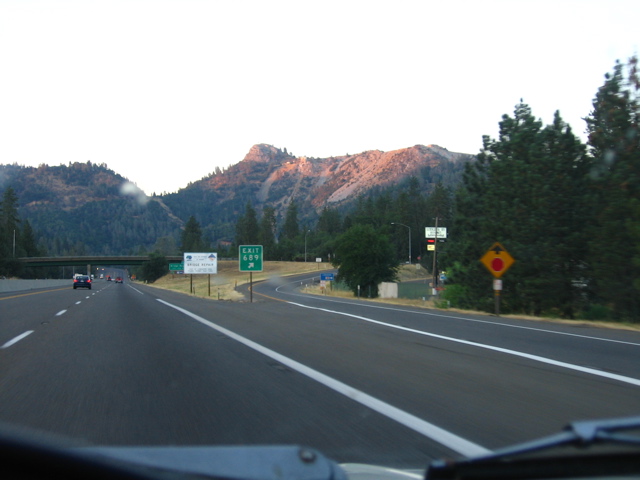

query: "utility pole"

left=432, top=217, right=438, bottom=294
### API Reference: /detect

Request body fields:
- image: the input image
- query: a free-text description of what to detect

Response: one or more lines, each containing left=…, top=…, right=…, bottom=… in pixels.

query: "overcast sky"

left=0, top=0, right=637, bottom=195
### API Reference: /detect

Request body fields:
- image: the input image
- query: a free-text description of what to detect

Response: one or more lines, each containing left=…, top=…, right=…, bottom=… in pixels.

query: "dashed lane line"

left=1, top=331, right=34, bottom=349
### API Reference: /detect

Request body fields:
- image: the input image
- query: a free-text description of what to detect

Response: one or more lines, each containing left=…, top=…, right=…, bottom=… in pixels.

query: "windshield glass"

left=1, top=1, right=639, bottom=478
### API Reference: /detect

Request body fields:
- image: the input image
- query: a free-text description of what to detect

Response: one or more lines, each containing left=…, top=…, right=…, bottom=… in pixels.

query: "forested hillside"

left=0, top=162, right=183, bottom=257
left=0, top=147, right=468, bottom=264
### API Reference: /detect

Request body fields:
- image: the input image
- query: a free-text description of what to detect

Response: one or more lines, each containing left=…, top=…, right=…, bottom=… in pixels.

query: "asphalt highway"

left=1, top=274, right=639, bottom=469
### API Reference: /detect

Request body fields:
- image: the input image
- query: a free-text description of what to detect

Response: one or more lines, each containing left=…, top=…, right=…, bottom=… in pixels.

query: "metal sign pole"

left=250, top=272, right=253, bottom=303
left=493, top=279, right=502, bottom=316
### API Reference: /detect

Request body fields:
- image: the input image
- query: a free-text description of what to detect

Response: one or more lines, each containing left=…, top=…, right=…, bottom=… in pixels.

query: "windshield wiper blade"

left=485, top=415, right=640, bottom=459
left=426, top=415, right=640, bottom=480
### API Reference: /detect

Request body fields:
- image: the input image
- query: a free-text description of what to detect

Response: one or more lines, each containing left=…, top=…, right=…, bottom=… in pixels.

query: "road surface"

left=1, top=274, right=639, bottom=469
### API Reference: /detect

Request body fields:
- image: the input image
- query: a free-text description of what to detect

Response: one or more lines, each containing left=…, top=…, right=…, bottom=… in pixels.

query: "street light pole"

left=391, top=222, right=411, bottom=264
left=304, top=229, right=311, bottom=262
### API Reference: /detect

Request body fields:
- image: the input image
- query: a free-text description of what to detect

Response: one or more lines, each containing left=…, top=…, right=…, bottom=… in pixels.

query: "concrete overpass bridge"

left=19, top=256, right=183, bottom=268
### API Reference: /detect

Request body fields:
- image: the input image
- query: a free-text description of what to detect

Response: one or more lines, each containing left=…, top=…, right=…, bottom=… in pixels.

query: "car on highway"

left=115, top=277, right=123, bottom=283
left=72, top=275, right=92, bottom=289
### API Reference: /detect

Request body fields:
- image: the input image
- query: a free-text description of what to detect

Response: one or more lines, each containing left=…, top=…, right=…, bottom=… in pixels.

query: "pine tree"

left=0, top=187, right=22, bottom=275
left=258, top=206, right=277, bottom=259
left=585, top=56, right=640, bottom=320
left=235, top=202, right=259, bottom=246
left=181, top=216, right=205, bottom=252
left=280, top=200, right=299, bottom=241
left=21, top=220, right=39, bottom=257
left=1, top=187, right=20, bottom=254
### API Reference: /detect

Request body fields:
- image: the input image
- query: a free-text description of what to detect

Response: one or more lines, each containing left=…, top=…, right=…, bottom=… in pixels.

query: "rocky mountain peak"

left=242, top=144, right=294, bottom=164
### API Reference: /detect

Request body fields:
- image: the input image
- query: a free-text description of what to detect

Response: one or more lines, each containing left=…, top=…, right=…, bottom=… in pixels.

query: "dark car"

left=73, top=275, right=92, bottom=289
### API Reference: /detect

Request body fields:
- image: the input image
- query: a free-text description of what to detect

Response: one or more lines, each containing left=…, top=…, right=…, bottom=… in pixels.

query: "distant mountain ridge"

left=1, top=144, right=474, bottom=255
left=176, top=143, right=472, bottom=213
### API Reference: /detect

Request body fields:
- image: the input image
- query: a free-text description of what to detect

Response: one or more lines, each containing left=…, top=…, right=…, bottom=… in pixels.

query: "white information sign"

left=184, top=252, right=218, bottom=274
left=425, top=227, right=448, bottom=239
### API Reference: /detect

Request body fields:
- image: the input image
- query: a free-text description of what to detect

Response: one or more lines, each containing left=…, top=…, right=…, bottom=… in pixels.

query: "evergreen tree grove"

left=585, top=56, right=640, bottom=320
left=444, top=103, right=591, bottom=317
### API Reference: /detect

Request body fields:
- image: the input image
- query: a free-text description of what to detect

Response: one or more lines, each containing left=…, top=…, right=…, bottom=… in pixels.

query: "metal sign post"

left=239, top=245, right=263, bottom=303
left=494, top=279, right=502, bottom=316
left=425, top=222, right=447, bottom=295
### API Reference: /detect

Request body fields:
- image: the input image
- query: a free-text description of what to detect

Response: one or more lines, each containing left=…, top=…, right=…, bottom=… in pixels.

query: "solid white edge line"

left=155, top=298, right=490, bottom=458
left=276, top=280, right=640, bottom=347
left=288, top=302, right=640, bottom=388
left=1, top=330, right=34, bottom=349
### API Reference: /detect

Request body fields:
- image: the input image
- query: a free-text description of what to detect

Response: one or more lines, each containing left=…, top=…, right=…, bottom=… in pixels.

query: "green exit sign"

left=169, top=263, right=184, bottom=271
left=239, top=245, right=263, bottom=272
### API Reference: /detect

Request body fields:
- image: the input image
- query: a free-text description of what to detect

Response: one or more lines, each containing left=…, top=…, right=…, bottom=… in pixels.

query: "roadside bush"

left=439, top=283, right=469, bottom=308
left=581, top=304, right=612, bottom=321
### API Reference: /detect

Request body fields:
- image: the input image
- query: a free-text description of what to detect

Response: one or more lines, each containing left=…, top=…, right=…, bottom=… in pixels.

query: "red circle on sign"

left=491, top=257, right=504, bottom=272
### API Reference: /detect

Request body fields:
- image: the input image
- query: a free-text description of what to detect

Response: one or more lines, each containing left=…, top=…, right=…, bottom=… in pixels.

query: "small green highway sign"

left=169, top=262, right=184, bottom=271
left=239, top=245, right=263, bottom=272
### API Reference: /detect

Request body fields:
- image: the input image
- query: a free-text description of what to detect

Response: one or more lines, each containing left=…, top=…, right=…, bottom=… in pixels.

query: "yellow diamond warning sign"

left=480, top=242, right=515, bottom=278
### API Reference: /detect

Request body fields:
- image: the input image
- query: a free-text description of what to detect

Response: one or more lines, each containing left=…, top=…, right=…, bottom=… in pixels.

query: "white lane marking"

left=1, top=330, right=34, bottom=349
left=56, top=310, right=67, bottom=316
left=288, top=302, right=640, bottom=388
left=156, top=298, right=490, bottom=457
left=128, top=285, right=144, bottom=295
left=75, top=301, right=81, bottom=305
left=276, top=278, right=640, bottom=347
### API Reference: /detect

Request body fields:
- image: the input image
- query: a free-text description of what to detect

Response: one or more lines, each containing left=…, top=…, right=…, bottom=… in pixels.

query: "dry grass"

left=148, top=260, right=331, bottom=300
left=305, top=284, right=640, bottom=331
left=304, top=265, right=640, bottom=332
left=148, top=262, right=639, bottom=331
